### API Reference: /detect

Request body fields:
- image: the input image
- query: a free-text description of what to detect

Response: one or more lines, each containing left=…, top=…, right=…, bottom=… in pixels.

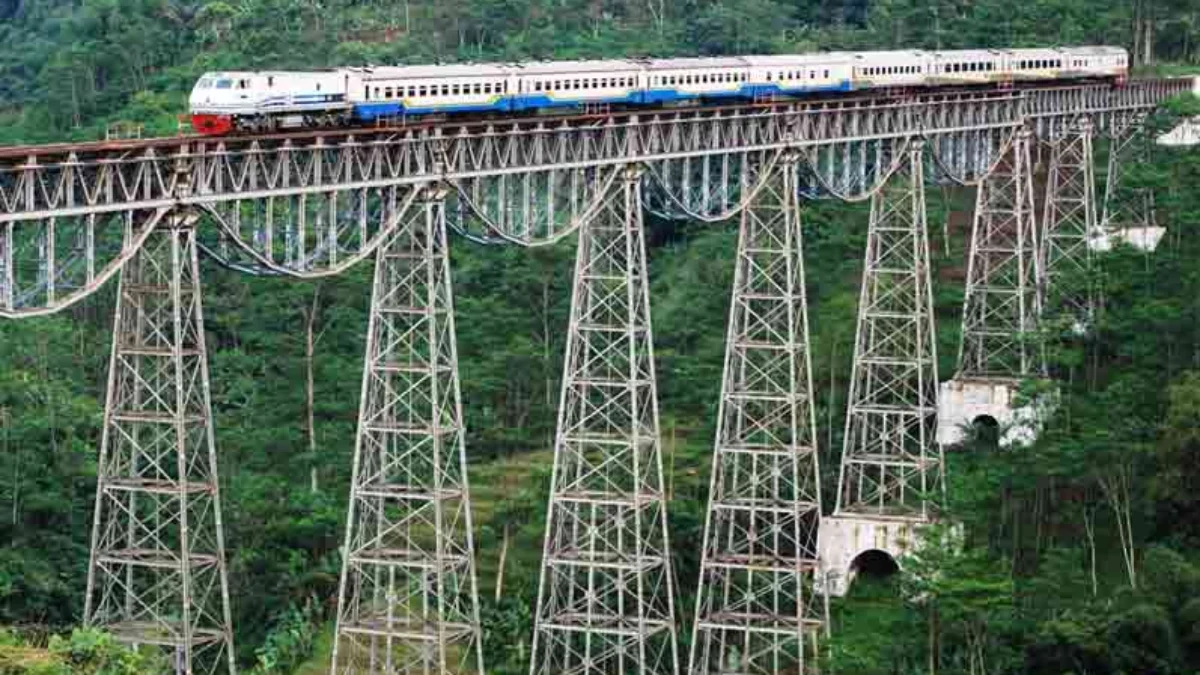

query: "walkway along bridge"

left=0, top=77, right=1191, bottom=675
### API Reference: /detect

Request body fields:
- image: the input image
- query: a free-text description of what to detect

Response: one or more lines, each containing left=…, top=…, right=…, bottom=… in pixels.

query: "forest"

left=1, top=0, right=1199, bottom=673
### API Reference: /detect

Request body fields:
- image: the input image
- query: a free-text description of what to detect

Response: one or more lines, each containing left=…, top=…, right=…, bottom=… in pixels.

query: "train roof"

left=353, top=63, right=510, bottom=79
left=1059, top=45, right=1128, bottom=55
left=643, top=56, right=749, bottom=70
left=929, top=49, right=1005, bottom=60
left=517, top=59, right=640, bottom=74
left=850, top=50, right=928, bottom=59
left=742, top=53, right=856, bottom=66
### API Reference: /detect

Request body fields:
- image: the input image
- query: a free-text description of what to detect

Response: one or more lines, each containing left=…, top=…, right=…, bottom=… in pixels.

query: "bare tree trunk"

left=543, top=276, right=553, bottom=449
left=1083, top=505, right=1098, bottom=596
left=667, top=419, right=676, bottom=501
left=1142, top=12, right=1155, bottom=66
left=305, top=286, right=322, bottom=494
left=940, top=186, right=952, bottom=256
left=3, top=408, right=14, bottom=526
left=495, top=523, right=510, bottom=601
left=927, top=605, right=938, bottom=675
left=1097, top=466, right=1137, bottom=588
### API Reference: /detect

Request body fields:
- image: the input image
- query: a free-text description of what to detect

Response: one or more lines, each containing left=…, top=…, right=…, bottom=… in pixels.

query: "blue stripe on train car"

left=351, top=80, right=856, bottom=120
left=508, top=92, right=647, bottom=111
left=352, top=99, right=507, bottom=120
left=639, top=89, right=696, bottom=104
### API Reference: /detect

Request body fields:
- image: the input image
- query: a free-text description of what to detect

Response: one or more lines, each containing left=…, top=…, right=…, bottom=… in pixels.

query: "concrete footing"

left=1090, top=226, right=1166, bottom=253
left=936, top=377, right=1055, bottom=448
left=816, top=514, right=924, bottom=597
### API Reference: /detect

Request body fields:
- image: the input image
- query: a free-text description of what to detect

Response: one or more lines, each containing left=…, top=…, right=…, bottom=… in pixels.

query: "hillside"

left=1, top=1, right=1200, bottom=674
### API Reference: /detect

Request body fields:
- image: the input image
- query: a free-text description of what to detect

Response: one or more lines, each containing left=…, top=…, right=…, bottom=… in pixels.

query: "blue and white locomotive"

left=189, top=46, right=1129, bottom=135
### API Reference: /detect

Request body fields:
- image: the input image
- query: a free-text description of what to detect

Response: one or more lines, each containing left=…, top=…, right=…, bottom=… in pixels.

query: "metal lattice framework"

left=1041, top=118, right=1098, bottom=325
left=2, top=80, right=1188, bottom=320
left=834, top=142, right=944, bottom=519
left=331, top=186, right=485, bottom=675
left=688, top=155, right=825, bottom=675
left=0, top=77, right=1191, bottom=675
left=1100, top=119, right=1156, bottom=233
left=957, top=130, right=1045, bottom=379
left=529, top=166, right=680, bottom=675
left=84, top=214, right=237, bottom=675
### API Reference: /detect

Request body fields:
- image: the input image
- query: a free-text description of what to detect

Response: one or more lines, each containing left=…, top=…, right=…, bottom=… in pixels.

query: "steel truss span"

left=0, top=76, right=1191, bottom=675
left=0, top=79, right=1188, bottom=318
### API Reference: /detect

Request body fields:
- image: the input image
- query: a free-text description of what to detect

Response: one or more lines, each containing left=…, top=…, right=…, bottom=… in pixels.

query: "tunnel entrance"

left=971, top=414, right=1001, bottom=449
left=850, top=549, right=900, bottom=580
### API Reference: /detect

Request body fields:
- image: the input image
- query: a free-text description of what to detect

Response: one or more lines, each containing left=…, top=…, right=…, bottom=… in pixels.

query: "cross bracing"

left=833, top=142, right=944, bottom=519
left=528, top=166, right=681, bottom=675
left=687, top=154, right=826, bottom=675
left=1041, top=118, right=1099, bottom=326
left=331, top=187, right=485, bottom=675
left=956, top=130, right=1045, bottom=380
left=83, top=213, right=237, bottom=675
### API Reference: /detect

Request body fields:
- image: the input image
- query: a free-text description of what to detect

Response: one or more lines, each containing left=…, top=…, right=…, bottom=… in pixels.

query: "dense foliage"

left=1, top=0, right=1199, bottom=673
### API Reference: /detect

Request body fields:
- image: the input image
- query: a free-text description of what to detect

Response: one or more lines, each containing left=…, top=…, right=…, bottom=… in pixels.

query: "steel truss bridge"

left=0, top=77, right=1189, bottom=675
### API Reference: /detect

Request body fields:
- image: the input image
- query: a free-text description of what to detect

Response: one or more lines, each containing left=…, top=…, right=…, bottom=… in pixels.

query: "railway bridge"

left=0, top=77, right=1192, bottom=675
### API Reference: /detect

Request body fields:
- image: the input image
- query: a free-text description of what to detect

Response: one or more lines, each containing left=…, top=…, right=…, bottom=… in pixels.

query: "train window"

left=215, top=79, right=232, bottom=89
left=364, top=87, right=370, bottom=100
left=385, top=87, right=393, bottom=98
left=824, top=69, right=829, bottom=78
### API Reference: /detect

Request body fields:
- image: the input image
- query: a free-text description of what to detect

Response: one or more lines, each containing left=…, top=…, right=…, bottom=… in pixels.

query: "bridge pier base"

left=1089, top=225, right=1166, bottom=253
left=936, top=377, right=1056, bottom=448
left=816, top=515, right=922, bottom=597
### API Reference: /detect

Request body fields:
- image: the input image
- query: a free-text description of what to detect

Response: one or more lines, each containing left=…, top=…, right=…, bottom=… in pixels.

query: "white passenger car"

left=346, top=64, right=513, bottom=121
left=853, top=50, right=930, bottom=87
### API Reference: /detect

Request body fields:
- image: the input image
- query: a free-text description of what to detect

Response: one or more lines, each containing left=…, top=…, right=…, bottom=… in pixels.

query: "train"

left=188, top=46, right=1129, bottom=136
